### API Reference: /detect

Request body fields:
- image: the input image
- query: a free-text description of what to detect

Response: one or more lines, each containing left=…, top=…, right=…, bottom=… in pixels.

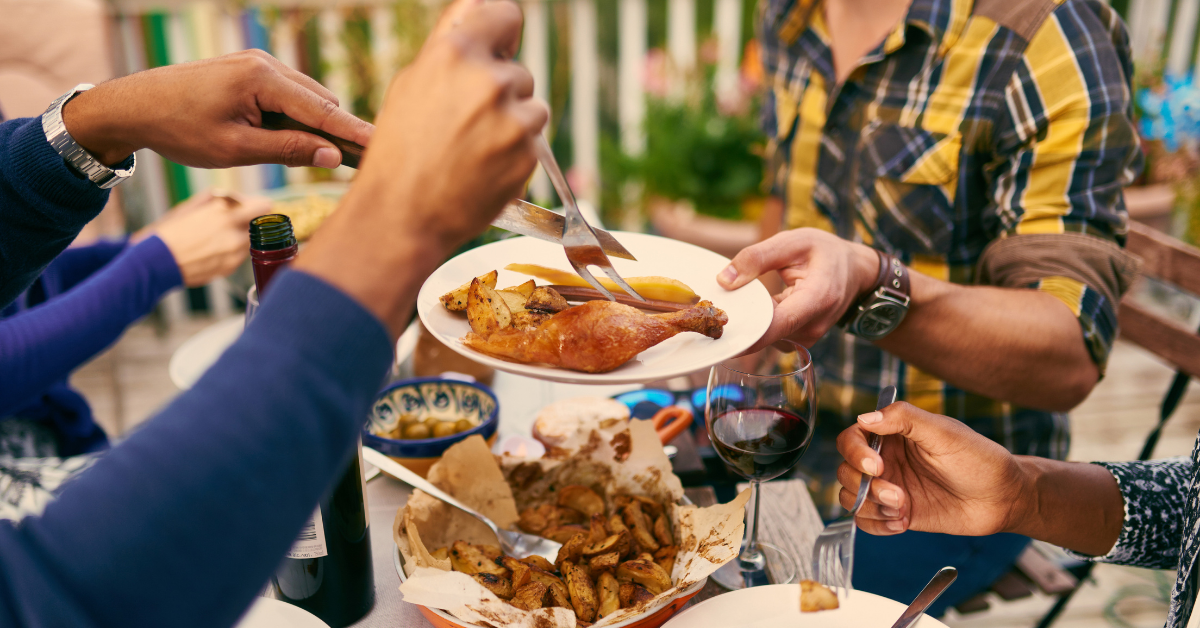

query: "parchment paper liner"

left=394, top=419, right=751, bottom=628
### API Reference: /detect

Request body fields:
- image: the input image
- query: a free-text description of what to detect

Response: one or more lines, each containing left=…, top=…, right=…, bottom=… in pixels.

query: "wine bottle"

left=249, top=214, right=376, bottom=626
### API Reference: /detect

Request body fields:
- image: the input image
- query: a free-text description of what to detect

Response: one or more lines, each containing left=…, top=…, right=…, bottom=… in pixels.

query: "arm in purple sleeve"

left=0, top=236, right=183, bottom=415
left=46, top=239, right=131, bottom=292
left=0, top=270, right=393, bottom=628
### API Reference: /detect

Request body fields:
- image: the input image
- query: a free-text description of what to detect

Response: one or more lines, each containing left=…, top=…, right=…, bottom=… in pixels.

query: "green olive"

left=424, top=417, right=441, bottom=432
left=432, top=422, right=458, bottom=438
left=398, top=414, right=419, bottom=426
left=403, top=423, right=432, bottom=440
left=454, top=419, right=475, bottom=433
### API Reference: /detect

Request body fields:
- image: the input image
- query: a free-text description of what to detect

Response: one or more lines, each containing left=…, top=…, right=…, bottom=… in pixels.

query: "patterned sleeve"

left=1064, top=459, right=1192, bottom=570
left=980, top=1, right=1143, bottom=372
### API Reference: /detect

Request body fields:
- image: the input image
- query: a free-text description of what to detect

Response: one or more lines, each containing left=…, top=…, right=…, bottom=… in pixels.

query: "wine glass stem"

left=738, top=480, right=766, bottom=571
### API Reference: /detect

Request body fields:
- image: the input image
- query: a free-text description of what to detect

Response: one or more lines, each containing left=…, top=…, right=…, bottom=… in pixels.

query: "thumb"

left=717, top=230, right=811, bottom=290
left=856, top=402, right=975, bottom=453
left=233, top=127, right=344, bottom=169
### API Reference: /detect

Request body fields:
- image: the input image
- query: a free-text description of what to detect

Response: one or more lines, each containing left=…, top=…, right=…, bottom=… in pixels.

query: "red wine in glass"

left=710, top=407, right=814, bottom=481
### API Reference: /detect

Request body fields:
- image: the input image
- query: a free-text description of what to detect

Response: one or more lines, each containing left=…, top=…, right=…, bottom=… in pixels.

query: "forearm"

left=1008, top=456, right=1124, bottom=557
left=875, top=270, right=1098, bottom=411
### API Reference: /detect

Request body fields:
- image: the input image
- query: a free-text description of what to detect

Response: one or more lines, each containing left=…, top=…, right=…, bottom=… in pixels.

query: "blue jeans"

left=852, top=529, right=1031, bottom=617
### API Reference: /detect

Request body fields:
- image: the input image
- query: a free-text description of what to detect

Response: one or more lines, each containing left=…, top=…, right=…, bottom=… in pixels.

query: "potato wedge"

left=555, top=532, right=588, bottom=570
left=653, top=546, right=677, bottom=576
left=597, top=572, right=620, bottom=618
left=583, top=531, right=630, bottom=558
left=449, top=540, right=507, bottom=576
left=587, top=514, right=609, bottom=544
left=501, top=557, right=533, bottom=589
left=543, top=524, right=589, bottom=544
left=618, top=582, right=655, bottom=608
left=529, top=568, right=571, bottom=608
left=562, top=561, right=599, bottom=622
left=472, top=572, right=514, bottom=600
left=621, top=502, right=660, bottom=552
left=558, top=485, right=605, bottom=518
left=430, top=546, right=450, bottom=561
left=615, top=559, right=671, bottom=595
left=503, top=279, right=536, bottom=298
left=653, top=513, right=673, bottom=546
left=477, top=544, right=503, bottom=560
left=505, top=264, right=700, bottom=304
left=440, top=270, right=498, bottom=311
left=588, top=552, right=620, bottom=574
left=496, top=289, right=528, bottom=313
left=511, top=581, right=549, bottom=611
left=520, top=555, right=557, bottom=573
left=466, top=279, right=511, bottom=335
left=608, top=514, right=629, bottom=536
left=801, top=580, right=840, bottom=612
left=525, top=286, right=571, bottom=312
left=511, top=309, right=552, bottom=331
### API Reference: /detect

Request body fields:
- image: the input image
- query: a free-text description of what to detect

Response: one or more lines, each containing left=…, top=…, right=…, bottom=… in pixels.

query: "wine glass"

left=706, top=341, right=816, bottom=590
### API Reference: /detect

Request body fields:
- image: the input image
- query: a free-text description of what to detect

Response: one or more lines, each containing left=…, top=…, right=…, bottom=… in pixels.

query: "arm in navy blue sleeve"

left=0, top=270, right=393, bottom=628
left=46, top=239, right=131, bottom=291
left=0, top=236, right=183, bottom=415
left=0, top=117, right=115, bottom=307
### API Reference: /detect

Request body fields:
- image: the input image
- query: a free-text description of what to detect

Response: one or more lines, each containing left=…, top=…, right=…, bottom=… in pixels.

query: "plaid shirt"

left=759, top=0, right=1142, bottom=498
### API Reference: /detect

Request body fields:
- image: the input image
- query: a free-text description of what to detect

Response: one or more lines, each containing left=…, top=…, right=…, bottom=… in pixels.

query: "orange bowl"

left=393, top=544, right=705, bottom=628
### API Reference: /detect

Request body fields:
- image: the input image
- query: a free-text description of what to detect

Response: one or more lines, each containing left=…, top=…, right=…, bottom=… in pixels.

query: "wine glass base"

left=710, top=541, right=796, bottom=590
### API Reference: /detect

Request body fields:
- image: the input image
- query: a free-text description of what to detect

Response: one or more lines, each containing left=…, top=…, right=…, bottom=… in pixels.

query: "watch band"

left=41, top=84, right=136, bottom=190
left=838, top=251, right=912, bottom=339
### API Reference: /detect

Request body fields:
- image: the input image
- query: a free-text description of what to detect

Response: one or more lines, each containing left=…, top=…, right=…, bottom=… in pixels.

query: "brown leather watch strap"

left=838, top=251, right=911, bottom=327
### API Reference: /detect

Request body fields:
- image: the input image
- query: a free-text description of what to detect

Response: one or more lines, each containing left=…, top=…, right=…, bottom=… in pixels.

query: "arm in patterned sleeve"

left=1064, top=459, right=1193, bottom=571
left=979, top=1, right=1144, bottom=373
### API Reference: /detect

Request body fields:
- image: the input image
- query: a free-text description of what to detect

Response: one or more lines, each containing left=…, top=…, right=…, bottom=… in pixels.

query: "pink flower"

left=644, top=48, right=669, bottom=98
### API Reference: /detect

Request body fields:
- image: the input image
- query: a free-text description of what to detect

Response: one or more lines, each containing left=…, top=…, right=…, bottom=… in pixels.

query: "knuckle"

left=278, top=134, right=308, bottom=166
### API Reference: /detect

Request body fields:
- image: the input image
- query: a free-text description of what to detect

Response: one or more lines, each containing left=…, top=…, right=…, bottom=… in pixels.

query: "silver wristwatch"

left=41, top=84, right=135, bottom=189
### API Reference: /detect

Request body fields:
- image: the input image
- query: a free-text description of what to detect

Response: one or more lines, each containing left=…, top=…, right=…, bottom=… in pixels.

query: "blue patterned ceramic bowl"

left=364, top=378, right=499, bottom=476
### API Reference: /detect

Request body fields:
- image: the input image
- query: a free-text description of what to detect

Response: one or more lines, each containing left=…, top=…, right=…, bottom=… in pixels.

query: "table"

left=347, top=475, right=824, bottom=627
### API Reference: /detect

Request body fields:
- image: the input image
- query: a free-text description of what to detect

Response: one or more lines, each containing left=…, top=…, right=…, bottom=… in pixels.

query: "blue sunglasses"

left=613, top=385, right=749, bottom=420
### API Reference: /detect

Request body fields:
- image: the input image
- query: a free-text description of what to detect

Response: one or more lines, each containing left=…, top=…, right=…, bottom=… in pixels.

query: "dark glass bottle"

left=249, top=215, right=376, bottom=626
left=249, top=214, right=299, bottom=297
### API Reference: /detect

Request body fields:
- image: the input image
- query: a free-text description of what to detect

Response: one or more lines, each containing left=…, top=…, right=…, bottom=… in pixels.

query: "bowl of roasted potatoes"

left=364, top=378, right=499, bottom=477
left=393, top=414, right=751, bottom=628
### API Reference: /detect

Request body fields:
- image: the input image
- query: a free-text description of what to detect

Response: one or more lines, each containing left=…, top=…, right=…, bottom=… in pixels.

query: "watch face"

left=855, top=302, right=906, bottom=339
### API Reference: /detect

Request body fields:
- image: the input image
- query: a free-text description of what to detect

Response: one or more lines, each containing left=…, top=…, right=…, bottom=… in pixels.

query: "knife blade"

left=890, top=567, right=957, bottom=628
left=492, top=199, right=637, bottom=261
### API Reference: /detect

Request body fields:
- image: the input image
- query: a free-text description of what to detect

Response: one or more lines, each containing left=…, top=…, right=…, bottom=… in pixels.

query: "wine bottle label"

left=286, top=507, right=329, bottom=559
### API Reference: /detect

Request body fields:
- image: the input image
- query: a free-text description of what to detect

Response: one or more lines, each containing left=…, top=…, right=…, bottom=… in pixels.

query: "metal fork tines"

left=533, top=135, right=646, bottom=302
left=811, top=385, right=898, bottom=597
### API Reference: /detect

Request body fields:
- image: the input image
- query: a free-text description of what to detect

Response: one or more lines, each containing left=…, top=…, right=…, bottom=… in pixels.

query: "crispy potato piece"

left=555, top=532, right=588, bottom=570
left=583, top=531, right=630, bottom=558
left=557, top=485, right=605, bottom=518
left=450, top=540, right=508, bottom=576
left=477, top=544, right=503, bottom=560
left=597, top=572, right=620, bottom=618
left=430, top=547, right=450, bottom=561
left=653, top=546, right=677, bottom=576
left=518, top=504, right=583, bottom=535
left=511, top=310, right=552, bottom=331
left=466, top=279, right=511, bottom=335
left=631, top=495, right=662, bottom=519
left=544, top=524, right=589, bottom=544
left=587, top=514, right=609, bottom=544
left=526, top=286, right=571, bottom=312
left=504, top=264, right=699, bottom=304
left=472, top=573, right=514, bottom=600
left=621, top=502, right=660, bottom=552
left=529, top=569, right=571, bottom=608
left=440, top=270, right=498, bottom=311
left=510, top=581, right=548, bottom=611
left=800, top=580, right=840, bottom=612
left=520, top=555, right=556, bottom=572
left=496, top=289, right=528, bottom=313
left=562, top=561, right=599, bottom=622
left=503, top=279, right=536, bottom=298
left=618, top=582, right=655, bottom=608
left=588, top=552, right=620, bottom=574
left=636, top=552, right=654, bottom=563
left=615, top=559, right=671, bottom=595
left=608, top=514, right=628, bottom=536
left=653, top=513, right=673, bottom=547
left=509, top=462, right=544, bottom=490
left=501, top=557, right=533, bottom=589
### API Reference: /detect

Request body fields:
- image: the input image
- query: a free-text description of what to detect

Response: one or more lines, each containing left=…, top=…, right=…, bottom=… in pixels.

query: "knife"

left=494, top=199, right=637, bottom=261
left=261, top=113, right=637, bottom=261
left=890, top=567, right=957, bottom=628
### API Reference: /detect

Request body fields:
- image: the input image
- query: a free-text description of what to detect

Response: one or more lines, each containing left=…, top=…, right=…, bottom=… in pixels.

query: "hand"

left=835, top=402, right=1028, bottom=537
left=135, top=190, right=270, bottom=287
left=717, top=228, right=880, bottom=351
left=61, top=50, right=374, bottom=168
left=294, top=0, right=549, bottom=336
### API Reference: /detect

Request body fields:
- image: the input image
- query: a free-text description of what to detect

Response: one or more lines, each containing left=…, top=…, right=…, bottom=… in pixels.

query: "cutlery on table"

left=890, top=567, right=957, bottom=628
left=362, top=446, right=562, bottom=562
left=492, top=198, right=636, bottom=260
left=812, top=384, right=898, bottom=596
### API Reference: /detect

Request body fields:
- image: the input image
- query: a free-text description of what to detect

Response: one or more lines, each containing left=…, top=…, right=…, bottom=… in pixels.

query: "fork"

left=363, top=447, right=562, bottom=563
left=811, top=385, right=897, bottom=596
left=533, top=135, right=646, bottom=303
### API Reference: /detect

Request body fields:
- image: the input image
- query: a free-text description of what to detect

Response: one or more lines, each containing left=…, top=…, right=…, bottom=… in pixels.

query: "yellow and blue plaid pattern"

left=759, top=0, right=1141, bottom=493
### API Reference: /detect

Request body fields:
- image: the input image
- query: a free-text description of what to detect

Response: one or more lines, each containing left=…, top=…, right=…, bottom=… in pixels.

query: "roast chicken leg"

left=462, top=299, right=729, bottom=373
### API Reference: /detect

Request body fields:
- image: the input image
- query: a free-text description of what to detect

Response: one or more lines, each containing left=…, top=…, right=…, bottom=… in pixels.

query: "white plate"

left=416, top=233, right=773, bottom=385
left=661, top=584, right=949, bottom=628
left=234, top=597, right=329, bottom=628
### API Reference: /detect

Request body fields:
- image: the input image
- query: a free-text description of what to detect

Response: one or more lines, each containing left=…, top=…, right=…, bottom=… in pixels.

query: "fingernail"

left=886, top=519, right=905, bottom=532
left=858, top=411, right=883, bottom=425
left=313, top=147, right=341, bottom=169
left=861, top=458, right=878, bottom=476
left=880, top=489, right=900, bottom=508
left=718, top=265, right=738, bottom=285
left=880, top=506, right=899, bottom=517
